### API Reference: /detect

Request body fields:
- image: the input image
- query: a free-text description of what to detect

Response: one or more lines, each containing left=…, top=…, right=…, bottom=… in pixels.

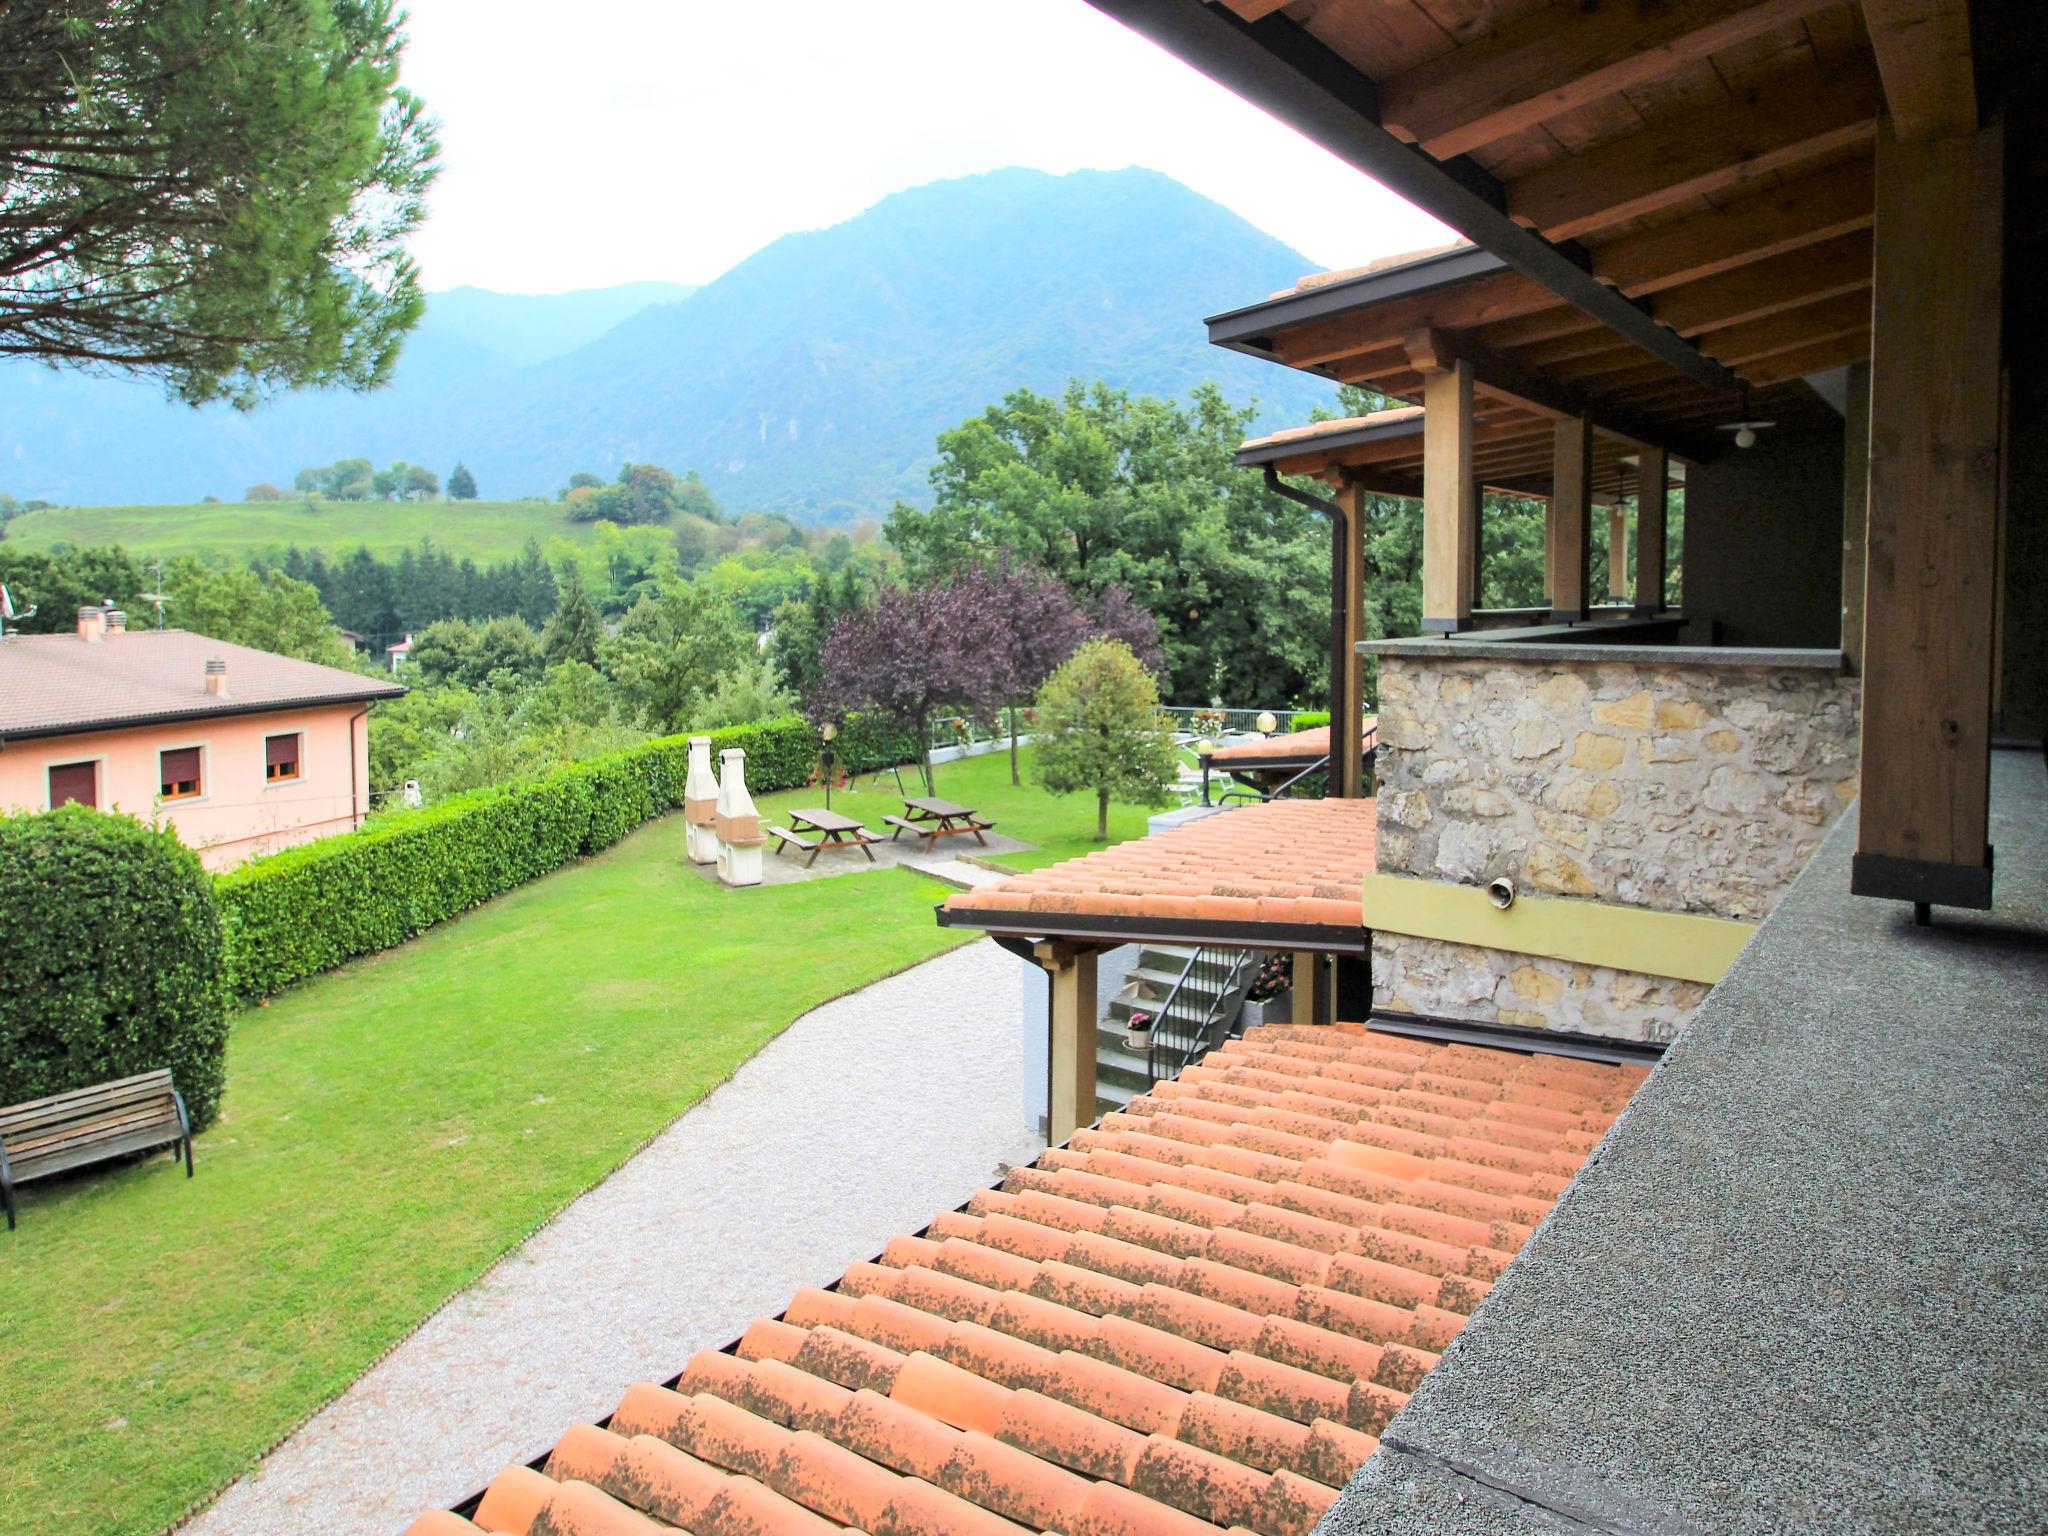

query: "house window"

left=49, top=760, right=97, bottom=810
left=265, top=733, right=301, bottom=783
left=160, top=746, right=202, bottom=801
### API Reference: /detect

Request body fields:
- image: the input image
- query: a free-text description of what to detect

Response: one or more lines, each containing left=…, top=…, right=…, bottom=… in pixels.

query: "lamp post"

left=1255, top=710, right=1277, bottom=735
left=819, top=720, right=839, bottom=811
left=1195, top=738, right=1214, bottom=807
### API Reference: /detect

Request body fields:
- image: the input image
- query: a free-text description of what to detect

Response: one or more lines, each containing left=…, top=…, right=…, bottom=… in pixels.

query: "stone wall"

left=1371, top=651, right=1859, bottom=1041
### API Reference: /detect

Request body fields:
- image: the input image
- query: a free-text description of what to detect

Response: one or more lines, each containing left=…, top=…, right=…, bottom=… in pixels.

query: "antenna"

left=137, top=561, right=172, bottom=630
left=0, top=582, right=34, bottom=640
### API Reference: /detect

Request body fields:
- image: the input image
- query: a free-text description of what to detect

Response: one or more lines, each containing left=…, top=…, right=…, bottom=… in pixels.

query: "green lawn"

left=0, top=747, right=1153, bottom=1536
left=4, top=497, right=599, bottom=564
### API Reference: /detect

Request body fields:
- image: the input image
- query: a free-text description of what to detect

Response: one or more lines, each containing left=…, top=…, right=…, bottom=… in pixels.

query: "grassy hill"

left=4, top=499, right=601, bottom=564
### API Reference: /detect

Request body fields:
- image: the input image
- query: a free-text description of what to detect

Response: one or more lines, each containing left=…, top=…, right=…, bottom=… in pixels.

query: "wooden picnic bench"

left=887, top=797, right=996, bottom=850
left=776, top=808, right=882, bottom=868
left=0, top=1069, right=193, bottom=1230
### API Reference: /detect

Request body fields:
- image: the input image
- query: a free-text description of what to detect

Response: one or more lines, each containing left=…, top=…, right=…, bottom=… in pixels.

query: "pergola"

left=1096, top=0, right=2004, bottom=911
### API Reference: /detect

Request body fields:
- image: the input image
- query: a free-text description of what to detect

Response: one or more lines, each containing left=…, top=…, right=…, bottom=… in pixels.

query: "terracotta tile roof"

left=1270, top=241, right=1476, bottom=298
left=409, top=1024, right=1647, bottom=1536
left=1235, top=409, right=1422, bottom=457
left=0, top=629, right=401, bottom=741
left=937, top=799, right=1376, bottom=948
left=1205, top=724, right=1377, bottom=768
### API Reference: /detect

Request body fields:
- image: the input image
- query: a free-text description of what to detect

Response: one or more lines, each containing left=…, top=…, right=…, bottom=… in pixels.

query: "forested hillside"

left=0, top=168, right=1333, bottom=516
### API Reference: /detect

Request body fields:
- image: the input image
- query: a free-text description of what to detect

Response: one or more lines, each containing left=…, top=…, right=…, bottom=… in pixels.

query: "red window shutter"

left=160, top=747, right=201, bottom=793
left=49, top=761, right=97, bottom=809
left=266, top=734, right=298, bottom=769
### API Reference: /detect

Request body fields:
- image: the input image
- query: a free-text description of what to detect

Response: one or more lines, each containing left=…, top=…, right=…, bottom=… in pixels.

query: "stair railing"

left=1145, top=946, right=1258, bottom=1084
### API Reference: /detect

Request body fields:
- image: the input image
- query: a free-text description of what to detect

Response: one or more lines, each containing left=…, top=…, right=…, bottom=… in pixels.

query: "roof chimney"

left=77, top=606, right=106, bottom=642
left=204, top=657, right=228, bottom=697
left=106, top=609, right=127, bottom=633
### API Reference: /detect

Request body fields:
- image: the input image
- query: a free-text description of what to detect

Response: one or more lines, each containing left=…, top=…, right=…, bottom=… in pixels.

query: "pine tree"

left=448, top=462, right=478, bottom=501
left=542, top=567, right=603, bottom=667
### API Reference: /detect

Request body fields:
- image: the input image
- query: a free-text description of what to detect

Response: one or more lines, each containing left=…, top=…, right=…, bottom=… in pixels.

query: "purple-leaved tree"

left=815, top=576, right=1004, bottom=794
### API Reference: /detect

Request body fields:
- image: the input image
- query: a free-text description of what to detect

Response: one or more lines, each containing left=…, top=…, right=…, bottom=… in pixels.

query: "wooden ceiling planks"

left=1376, top=0, right=1842, bottom=160
left=1505, top=54, right=1881, bottom=241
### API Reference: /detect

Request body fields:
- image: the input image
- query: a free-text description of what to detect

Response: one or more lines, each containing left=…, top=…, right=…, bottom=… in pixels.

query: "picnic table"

left=883, top=796, right=997, bottom=851
left=770, top=807, right=880, bottom=868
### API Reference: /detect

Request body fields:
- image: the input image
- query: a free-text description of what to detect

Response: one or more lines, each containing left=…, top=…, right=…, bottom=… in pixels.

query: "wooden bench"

left=0, top=1069, right=193, bottom=1230
left=767, top=825, right=818, bottom=857
left=881, top=814, right=937, bottom=848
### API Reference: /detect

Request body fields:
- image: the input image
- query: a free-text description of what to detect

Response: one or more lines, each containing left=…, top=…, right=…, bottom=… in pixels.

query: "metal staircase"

left=1097, top=944, right=1257, bottom=1113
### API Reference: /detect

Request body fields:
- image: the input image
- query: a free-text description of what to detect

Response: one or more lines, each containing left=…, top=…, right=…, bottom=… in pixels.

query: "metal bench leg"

left=172, top=1089, right=194, bottom=1178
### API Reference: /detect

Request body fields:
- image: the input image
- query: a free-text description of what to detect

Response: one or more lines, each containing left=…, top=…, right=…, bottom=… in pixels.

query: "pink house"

left=0, top=607, right=405, bottom=869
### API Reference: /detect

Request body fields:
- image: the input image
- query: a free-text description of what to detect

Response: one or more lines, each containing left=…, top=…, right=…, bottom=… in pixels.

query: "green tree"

left=559, top=471, right=605, bottom=500
left=600, top=576, right=755, bottom=734
left=541, top=566, right=603, bottom=667
left=470, top=615, right=543, bottom=684
left=404, top=464, right=440, bottom=501
left=888, top=382, right=1329, bottom=707
left=405, top=617, right=480, bottom=688
left=1032, top=639, right=1179, bottom=841
left=244, top=482, right=286, bottom=502
left=447, top=462, right=478, bottom=501
left=162, top=557, right=349, bottom=663
left=0, top=545, right=144, bottom=630
left=0, top=1, right=439, bottom=406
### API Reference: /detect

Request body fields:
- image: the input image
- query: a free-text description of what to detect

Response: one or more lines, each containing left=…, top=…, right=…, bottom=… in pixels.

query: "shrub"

left=0, top=807, right=231, bottom=1128
left=215, top=715, right=821, bottom=997
left=1291, top=710, right=1330, bottom=730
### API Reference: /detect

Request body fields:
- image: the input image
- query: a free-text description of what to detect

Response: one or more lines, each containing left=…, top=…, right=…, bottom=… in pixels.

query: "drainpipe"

left=348, top=707, right=369, bottom=829
left=1264, top=467, right=1350, bottom=798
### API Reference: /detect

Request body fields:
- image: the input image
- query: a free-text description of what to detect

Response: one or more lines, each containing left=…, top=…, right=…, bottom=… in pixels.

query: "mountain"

left=0, top=168, right=1335, bottom=519
left=422, top=282, right=699, bottom=367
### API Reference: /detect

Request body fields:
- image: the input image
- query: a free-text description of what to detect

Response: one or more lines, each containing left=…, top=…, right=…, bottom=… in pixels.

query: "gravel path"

left=180, top=938, right=1038, bottom=1536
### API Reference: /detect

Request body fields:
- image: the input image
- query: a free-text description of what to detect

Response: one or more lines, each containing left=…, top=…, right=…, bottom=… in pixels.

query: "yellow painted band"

left=1359, top=873, right=1756, bottom=985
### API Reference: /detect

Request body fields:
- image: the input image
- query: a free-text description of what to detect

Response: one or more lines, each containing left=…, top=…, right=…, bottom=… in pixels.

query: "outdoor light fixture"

left=818, top=721, right=840, bottom=809
left=1488, top=877, right=1517, bottom=911
left=1255, top=711, right=1277, bottom=734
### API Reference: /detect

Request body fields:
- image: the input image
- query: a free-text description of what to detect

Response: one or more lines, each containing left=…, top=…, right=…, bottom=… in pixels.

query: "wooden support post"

left=1841, top=360, right=1871, bottom=671
left=1040, top=941, right=1100, bottom=1143
left=1336, top=478, right=1369, bottom=796
left=1421, top=358, right=1477, bottom=631
left=1291, top=951, right=1328, bottom=1025
left=1608, top=507, right=1630, bottom=600
left=1547, top=416, right=1593, bottom=621
left=1853, top=117, right=2003, bottom=911
left=1634, top=446, right=1669, bottom=613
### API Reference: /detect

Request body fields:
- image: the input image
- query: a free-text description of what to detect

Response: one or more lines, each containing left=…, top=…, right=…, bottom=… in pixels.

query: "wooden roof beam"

left=1088, top=0, right=1741, bottom=391
left=1654, top=230, right=1874, bottom=335
left=1696, top=290, right=1873, bottom=368
left=1739, top=330, right=1876, bottom=385
left=1587, top=159, right=1875, bottom=297
left=1380, top=0, right=1844, bottom=161
left=1862, top=0, right=1978, bottom=144
left=1508, top=57, right=1882, bottom=242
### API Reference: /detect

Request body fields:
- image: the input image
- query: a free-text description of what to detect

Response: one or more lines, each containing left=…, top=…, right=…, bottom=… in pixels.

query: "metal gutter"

left=1233, top=413, right=1425, bottom=468
left=1363, top=1010, right=1667, bottom=1066
left=934, top=904, right=1372, bottom=957
left=1207, top=244, right=1509, bottom=357
left=1087, top=0, right=1741, bottom=395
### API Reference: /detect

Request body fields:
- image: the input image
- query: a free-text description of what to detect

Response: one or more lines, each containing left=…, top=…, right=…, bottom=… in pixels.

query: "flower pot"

left=1239, top=1000, right=1266, bottom=1031
left=1123, top=1026, right=1154, bottom=1053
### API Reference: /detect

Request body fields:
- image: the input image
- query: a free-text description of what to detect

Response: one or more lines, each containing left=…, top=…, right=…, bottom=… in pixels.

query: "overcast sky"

left=398, top=0, right=1450, bottom=295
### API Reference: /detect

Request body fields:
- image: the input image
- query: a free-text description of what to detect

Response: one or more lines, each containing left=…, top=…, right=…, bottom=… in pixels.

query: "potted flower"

left=1124, top=1009, right=1155, bottom=1053
left=1240, top=955, right=1293, bottom=1029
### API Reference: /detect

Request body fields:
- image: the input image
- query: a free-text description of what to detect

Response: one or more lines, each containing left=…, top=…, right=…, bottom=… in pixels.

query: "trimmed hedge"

left=0, top=806, right=231, bottom=1128
left=1291, top=710, right=1331, bottom=730
left=216, top=715, right=822, bottom=998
